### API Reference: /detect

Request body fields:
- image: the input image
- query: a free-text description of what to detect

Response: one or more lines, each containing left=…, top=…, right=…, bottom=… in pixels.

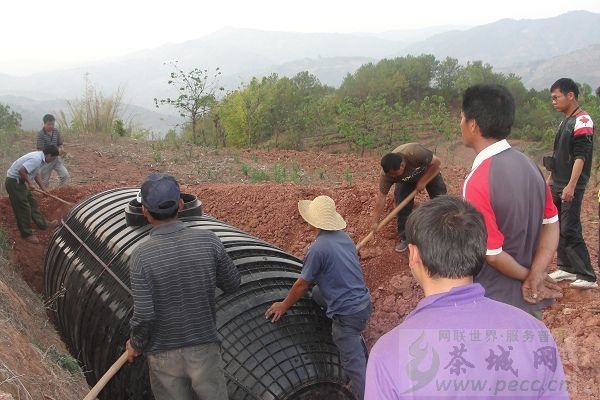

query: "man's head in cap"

left=139, top=173, right=183, bottom=224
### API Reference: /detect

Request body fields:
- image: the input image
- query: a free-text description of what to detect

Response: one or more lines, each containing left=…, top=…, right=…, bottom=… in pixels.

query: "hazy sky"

left=2, top=0, right=599, bottom=75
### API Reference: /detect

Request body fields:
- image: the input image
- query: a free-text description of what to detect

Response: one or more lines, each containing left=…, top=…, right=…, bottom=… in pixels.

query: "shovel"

left=356, top=173, right=439, bottom=252
left=82, top=351, right=128, bottom=400
left=32, top=187, right=75, bottom=206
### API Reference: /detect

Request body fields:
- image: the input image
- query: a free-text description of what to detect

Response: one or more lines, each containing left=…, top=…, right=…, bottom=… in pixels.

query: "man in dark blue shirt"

left=265, top=195, right=371, bottom=400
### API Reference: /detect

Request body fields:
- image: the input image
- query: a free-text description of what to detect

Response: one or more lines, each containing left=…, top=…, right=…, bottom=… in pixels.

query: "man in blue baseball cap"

left=126, top=173, right=241, bottom=400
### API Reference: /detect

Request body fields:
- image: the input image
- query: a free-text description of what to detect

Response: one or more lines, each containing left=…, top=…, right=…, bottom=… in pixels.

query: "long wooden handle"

left=356, top=189, right=418, bottom=251
left=83, top=351, right=128, bottom=400
left=356, top=172, right=440, bottom=252
left=33, top=188, right=75, bottom=206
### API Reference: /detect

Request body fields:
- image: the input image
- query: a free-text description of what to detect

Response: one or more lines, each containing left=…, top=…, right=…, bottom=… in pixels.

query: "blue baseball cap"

left=139, top=173, right=180, bottom=215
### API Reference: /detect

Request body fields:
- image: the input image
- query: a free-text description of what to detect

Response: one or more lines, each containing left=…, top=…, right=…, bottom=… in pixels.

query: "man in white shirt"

left=5, top=145, right=59, bottom=243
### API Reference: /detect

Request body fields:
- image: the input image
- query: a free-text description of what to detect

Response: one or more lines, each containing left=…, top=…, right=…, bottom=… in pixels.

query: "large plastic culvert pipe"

left=44, top=188, right=357, bottom=400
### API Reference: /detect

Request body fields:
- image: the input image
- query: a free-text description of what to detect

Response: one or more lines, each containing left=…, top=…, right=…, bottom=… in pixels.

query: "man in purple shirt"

left=365, top=196, right=567, bottom=399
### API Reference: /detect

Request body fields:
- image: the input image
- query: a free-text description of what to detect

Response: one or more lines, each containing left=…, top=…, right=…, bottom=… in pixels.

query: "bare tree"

left=154, top=61, right=223, bottom=144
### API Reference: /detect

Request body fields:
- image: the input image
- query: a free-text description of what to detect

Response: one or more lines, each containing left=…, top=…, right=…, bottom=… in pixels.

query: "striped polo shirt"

left=463, top=140, right=558, bottom=313
left=129, top=221, right=241, bottom=353
left=36, top=128, right=63, bottom=150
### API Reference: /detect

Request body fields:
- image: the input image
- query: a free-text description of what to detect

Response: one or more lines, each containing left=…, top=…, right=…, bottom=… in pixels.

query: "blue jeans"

left=313, top=286, right=371, bottom=400
left=147, top=343, right=228, bottom=400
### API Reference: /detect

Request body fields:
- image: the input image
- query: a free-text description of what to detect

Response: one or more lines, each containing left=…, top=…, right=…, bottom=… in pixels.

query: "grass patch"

left=250, top=169, right=270, bottom=183
left=272, top=163, right=287, bottom=183
left=241, top=164, right=250, bottom=177
left=152, top=149, right=162, bottom=163
left=44, top=346, right=83, bottom=375
left=0, top=228, right=9, bottom=260
left=343, top=168, right=353, bottom=185
left=317, top=168, right=326, bottom=180
left=290, top=162, right=302, bottom=184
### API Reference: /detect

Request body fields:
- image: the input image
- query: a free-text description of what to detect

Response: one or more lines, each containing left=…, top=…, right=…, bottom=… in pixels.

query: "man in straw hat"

left=265, top=195, right=371, bottom=400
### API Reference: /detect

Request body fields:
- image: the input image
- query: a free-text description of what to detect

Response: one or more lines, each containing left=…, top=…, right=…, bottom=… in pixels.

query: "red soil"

left=0, top=141, right=598, bottom=398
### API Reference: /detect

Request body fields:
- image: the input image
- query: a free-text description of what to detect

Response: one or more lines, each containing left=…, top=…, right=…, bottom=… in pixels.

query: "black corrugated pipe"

left=44, top=188, right=356, bottom=399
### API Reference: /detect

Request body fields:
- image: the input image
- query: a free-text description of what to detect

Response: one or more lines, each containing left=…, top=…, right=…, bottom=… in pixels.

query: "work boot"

left=395, top=240, right=408, bottom=253
left=48, top=220, right=59, bottom=229
left=24, top=235, right=40, bottom=244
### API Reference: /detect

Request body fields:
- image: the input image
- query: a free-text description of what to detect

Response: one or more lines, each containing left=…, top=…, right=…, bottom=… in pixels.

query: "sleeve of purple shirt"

left=365, top=344, right=400, bottom=400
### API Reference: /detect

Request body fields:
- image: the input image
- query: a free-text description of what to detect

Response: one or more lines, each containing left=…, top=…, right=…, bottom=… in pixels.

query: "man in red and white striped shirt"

left=460, top=84, right=562, bottom=317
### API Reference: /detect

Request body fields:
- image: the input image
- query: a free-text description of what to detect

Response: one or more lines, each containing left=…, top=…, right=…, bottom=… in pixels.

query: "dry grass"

left=57, top=75, right=129, bottom=138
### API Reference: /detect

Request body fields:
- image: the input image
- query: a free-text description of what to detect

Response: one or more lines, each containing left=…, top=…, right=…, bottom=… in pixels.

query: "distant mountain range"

left=502, top=44, right=600, bottom=90
left=399, top=10, right=600, bottom=68
left=1, top=10, right=598, bottom=132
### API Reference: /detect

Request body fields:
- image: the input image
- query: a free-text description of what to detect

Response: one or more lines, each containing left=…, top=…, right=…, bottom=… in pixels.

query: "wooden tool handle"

left=356, top=189, right=417, bottom=251
left=356, top=172, right=440, bottom=252
left=33, top=188, right=75, bottom=206
left=83, top=351, right=128, bottom=400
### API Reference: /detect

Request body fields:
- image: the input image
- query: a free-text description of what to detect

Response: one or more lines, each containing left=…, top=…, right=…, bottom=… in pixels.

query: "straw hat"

left=298, top=195, right=347, bottom=231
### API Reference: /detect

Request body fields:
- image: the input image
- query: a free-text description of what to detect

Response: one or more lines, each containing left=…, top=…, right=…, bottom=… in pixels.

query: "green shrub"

left=241, top=164, right=250, bottom=176
left=45, top=346, right=82, bottom=375
left=343, top=168, right=353, bottom=185
left=250, top=169, right=269, bottom=183
left=272, top=163, right=287, bottom=183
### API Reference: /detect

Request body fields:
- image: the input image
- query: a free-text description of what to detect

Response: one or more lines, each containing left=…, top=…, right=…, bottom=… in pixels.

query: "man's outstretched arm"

left=265, top=278, right=312, bottom=322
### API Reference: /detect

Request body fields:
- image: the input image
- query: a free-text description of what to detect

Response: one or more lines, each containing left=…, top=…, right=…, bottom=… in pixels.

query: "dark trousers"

left=394, top=173, right=447, bottom=240
left=313, top=286, right=371, bottom=400
left=5, top=177, right=48, bottom=238
left=552, top=187, right=596, bottom=282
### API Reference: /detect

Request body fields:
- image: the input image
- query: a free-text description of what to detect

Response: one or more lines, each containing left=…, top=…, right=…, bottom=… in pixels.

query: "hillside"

left=506, top=44, right=600, bottom=90
left=0, top=256, right=89, bottom=399
left=0, top=11, right=598, bottom=112
left=401, top=10, right=600, bottom=68
left=0, top=11, right=599, bottom=134
left=0, top=29, right=405, bottom=110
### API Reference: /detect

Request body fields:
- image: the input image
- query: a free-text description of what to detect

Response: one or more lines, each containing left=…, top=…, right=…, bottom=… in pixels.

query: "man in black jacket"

left=547, top=78, right=596, bottom=289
